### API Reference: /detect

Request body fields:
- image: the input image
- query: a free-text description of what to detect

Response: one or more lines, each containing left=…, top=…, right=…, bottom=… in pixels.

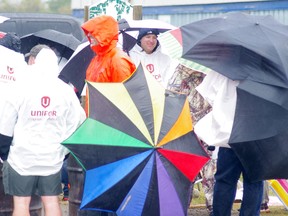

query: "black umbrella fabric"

left=159, top=12, right=288, bottom=181
left=21, top=29, right=81, bottom=59
left=58, top=41, right=95, bottom=93
left=62, top=65, right=209, bottom=215
left=229, top=81, right=288, bottom=181
left=162, top=12, right=288, bottom=88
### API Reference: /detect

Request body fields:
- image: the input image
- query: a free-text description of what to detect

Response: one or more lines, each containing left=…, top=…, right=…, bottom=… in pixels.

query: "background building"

left=71, top=0, right=288, bottom=25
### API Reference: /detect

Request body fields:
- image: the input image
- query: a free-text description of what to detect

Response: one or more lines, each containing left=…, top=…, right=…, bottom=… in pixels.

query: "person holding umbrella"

left=81, top=15, right=136, bottom=115
left=194, top=70, right=263, bottom=216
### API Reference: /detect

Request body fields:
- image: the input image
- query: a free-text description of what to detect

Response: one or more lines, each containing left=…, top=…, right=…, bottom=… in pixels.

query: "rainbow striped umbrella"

left=62, top=65, right=209, bottom=215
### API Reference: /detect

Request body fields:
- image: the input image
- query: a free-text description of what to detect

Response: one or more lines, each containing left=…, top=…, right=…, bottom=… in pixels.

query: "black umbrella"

left=228, top=81, right=288, bottom=181
left=21, top=29, right=81, bottom=60
left=58, top=41, right=95, bottom=94
left=159, top=12, right=288, bottom=181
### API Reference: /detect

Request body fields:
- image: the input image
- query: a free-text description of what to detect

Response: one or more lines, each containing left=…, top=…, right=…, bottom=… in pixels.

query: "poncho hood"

left=82, top=15, right=118, bottom=55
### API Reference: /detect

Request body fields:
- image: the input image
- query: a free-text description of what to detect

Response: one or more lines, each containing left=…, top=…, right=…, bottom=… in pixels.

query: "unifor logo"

left=41, top=96, right=50, bottom=108
left=146, top=64, right=154, bottom=73
left=7, top=66, right=14, bottom=74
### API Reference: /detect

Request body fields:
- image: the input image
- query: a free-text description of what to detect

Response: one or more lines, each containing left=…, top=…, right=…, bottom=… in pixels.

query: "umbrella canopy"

left=62, top=65, right=209, bottom=215
left=58, top=41, right=95, bottom=93
left=118, top=18, right=176, bottom=32
left=159, top=12, right=288, bottom=181
left=118, top=18, right=176, bottom=53
left=20, top=29, right=81, bottom=59
left=160, top=12, right=288, bottom=88
left=230, top=84, right=288, bottom=181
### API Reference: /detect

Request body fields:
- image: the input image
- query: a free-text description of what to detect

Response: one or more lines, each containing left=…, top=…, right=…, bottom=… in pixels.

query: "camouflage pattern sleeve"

left=167, top=64, right=212, bottom=124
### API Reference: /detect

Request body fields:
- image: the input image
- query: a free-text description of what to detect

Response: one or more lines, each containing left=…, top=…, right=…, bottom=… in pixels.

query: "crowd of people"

left=0, top=14, right=272, bottom=216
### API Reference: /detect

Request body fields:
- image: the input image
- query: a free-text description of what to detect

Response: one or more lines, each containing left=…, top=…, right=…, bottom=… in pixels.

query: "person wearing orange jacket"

left=81, top=15, right=136, bottom=115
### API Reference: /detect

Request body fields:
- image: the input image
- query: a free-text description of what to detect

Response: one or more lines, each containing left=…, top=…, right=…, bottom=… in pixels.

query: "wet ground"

left=57, top=194, right=283, bottom=216
left=58, top=201, right=240, bottom=216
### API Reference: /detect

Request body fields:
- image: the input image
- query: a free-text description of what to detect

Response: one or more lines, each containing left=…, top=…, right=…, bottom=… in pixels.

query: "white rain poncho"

left=194, top=70, right=239, bottom=148
left=0, top=48, right=86, bottom=176
left=0, top=45, right=27, bottom=138
left=129, top=44, right=177, bottom=88
left=0, top=45, right=27, bottom=86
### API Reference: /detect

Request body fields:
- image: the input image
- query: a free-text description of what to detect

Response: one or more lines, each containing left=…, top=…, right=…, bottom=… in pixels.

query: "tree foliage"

left=0, top=0, right=71, bottom=14
left=46, top=0, right=71, bottom=14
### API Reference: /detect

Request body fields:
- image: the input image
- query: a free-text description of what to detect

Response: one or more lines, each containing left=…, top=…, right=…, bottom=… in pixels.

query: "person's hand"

left=207, top=146, right=215, bottom=151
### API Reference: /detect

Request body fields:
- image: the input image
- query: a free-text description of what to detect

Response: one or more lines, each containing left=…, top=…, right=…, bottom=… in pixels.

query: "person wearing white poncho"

left=0, top=47, right=86, bottom=216
left=194, top=70, right=263, bottom=216
left=0, top=32, right=27, bottom=162
left=128, top=29, right=177, bottom=88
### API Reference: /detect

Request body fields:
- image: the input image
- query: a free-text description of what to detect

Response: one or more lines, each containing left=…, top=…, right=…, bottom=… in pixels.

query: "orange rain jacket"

left=81, top=15, right=136, bottom=114
left=82, top=15, right=135, bottom=82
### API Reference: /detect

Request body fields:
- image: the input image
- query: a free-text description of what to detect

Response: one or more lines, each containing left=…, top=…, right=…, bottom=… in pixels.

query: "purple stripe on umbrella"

left=156, top=153, right=185, bottom=216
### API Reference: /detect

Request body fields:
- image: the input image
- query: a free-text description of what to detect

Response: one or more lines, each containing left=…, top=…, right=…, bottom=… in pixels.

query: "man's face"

left=140, top=34, right=157, bottom=54
left=87, top=33, right=98, bottom=47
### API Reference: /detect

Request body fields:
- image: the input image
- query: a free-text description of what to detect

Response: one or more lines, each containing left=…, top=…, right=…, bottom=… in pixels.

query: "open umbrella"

left=20, top=29, right=81, bottom=59
left=118, top=18, right=176, bottom=53
left=58, top=41, right=95, bottom=94
left=228, top=81, right=288, bottom=181
left=159, top=12, right=288, bottom=88
left=62, top=65, right=209, bottom=215
left=159, top=12, right=288, bottom=181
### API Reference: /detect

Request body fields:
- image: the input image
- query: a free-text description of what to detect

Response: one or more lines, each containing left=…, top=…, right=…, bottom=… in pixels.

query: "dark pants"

left=213, top=147, right=263, bottom=216
left=61, top=160, right=69, bottom=197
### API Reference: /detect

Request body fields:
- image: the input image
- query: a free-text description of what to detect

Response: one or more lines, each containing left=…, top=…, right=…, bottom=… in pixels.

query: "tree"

left=46, top=0, right=71, bottom=14
left=0, top=0, right=17, bottom=12
left=18, top=0, right=46, bottom=12
left=0, top=0, right=71, bottom=14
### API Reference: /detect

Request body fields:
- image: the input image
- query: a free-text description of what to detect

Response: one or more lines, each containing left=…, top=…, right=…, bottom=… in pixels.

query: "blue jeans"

left=61, top=160, right=69, bottom=197
left=213, top=147, right=263, bottom=216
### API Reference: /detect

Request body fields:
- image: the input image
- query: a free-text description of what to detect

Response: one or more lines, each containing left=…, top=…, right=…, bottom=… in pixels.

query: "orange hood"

left=82, top=15, right=119, bottom=55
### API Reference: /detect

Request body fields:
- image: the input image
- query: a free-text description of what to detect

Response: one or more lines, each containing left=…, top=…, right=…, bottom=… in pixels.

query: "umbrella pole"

left=130, top=0, right=142, bottom=20
left=84, top=6, right=89, bottom=22
left=133, top=5, right=142, bottom=20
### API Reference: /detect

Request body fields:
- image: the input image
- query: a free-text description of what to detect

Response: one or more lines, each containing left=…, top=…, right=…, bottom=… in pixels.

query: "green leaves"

left=89, top=0, right=132, bottom=21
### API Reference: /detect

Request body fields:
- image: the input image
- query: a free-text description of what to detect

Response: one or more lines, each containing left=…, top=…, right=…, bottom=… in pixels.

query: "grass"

left=190, top=183, right=288, bottom=216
